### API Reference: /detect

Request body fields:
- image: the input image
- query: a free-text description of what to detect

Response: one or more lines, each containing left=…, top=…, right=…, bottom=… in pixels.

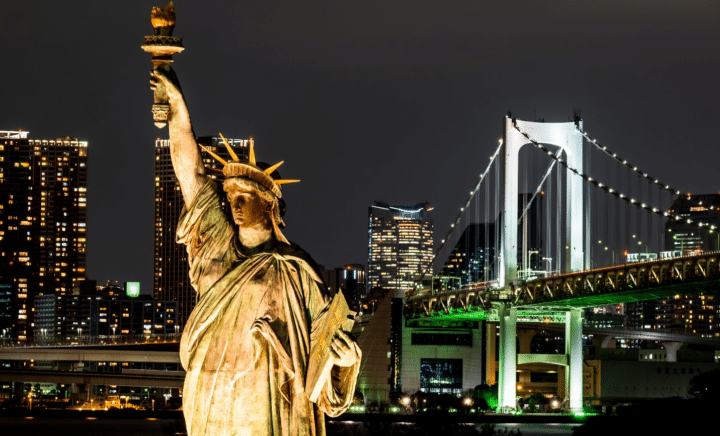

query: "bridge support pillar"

left=565, top=308, right=583, bottom=413
left=662, top=342, right=683, bottom=363
left=485, top=322, right=498, bottom=386
left=498, top=306, right=517, bottom=412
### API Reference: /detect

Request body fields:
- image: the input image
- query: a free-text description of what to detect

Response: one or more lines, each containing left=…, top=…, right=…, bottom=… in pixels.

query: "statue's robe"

left=177, top=177, right=359, bottom=436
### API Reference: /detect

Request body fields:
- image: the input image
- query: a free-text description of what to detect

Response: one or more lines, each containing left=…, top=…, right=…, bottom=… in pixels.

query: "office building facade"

left=0, top=130, right=88, bottom=342
left=368, top=202, right=433, bottom=292
left=153, top=136, right=248, bottom=329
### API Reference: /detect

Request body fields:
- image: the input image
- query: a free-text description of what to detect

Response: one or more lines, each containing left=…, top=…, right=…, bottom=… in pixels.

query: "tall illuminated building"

left=0, top=130, right=88, bottom=342
left=367, top=202, right=434, bottom=292
left=153, top=136, right=248, bottom=329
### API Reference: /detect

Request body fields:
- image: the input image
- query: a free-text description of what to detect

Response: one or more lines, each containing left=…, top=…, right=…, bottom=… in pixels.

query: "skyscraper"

left=153, top=136, right=248, bottom=329
left=367, top=202, right=433, bottom=292
left=0, top=130, right=88, bottom=342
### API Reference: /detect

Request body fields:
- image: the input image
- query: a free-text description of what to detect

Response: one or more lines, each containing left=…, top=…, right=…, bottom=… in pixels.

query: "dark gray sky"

left=1, top=1, right=719, bottom=293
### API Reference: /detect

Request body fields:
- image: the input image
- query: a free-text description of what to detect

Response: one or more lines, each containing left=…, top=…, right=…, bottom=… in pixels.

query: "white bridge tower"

left=499, top=116, right=587, bottom=287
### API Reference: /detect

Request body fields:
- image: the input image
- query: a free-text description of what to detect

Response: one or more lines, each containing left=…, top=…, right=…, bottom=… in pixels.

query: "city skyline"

left=1, top=2, right=720, bottom=292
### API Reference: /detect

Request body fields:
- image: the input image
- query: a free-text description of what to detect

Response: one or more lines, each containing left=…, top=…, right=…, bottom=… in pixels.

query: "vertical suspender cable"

left=556, top=159, right=562, bottom=273
left=495, top=153, right=501, bottom=281
left=485, top=161, right=490, bottom=281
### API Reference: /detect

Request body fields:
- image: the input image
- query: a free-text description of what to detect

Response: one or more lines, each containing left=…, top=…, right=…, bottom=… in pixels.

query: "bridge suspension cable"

left=517, top=148, right=562, bottom=227
left=415, top=138, right=504, bottom=289
left=577, top=128, right=690, bottom=199
left=514, top=121, right=717, bottom=232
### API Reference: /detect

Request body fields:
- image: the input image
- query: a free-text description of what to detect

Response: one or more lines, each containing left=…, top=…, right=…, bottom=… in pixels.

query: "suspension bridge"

left=408, top=114, right=720, bottom=412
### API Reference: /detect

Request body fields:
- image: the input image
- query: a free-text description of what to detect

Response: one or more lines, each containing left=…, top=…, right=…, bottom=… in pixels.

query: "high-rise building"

left=153, top=136, right=248, bottom=329
left=318, top=264, right=365, bottom=312
left=440, top=223, right=497, bottom=286
left=367, top=202, right=433, bottom=292
left=0, top=130, right=88, bottom=342
left=625, top=193, right=720, bottom=337
left=665, top=193, right=720, bottom=253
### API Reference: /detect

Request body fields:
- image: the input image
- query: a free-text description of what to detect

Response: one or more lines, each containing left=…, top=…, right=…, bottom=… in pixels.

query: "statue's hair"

left=223, top=177, right=289, bottom=245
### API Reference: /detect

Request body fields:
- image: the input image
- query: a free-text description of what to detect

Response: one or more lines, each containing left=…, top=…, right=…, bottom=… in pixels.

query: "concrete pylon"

left=662, top=342, right=683, bottom=363
left=497, top=306, right=517, bottom=411
left=565, top=308, right=583, bottom=413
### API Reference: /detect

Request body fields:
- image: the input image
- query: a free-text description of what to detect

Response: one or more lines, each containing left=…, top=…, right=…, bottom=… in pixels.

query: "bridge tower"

left=500, top=116, right=587, bottom=287
left=497, top=116, right=586, bottom=413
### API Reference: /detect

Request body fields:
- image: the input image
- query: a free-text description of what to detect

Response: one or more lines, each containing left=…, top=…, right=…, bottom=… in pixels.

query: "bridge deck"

left=407, top=252, right=720, bottom=321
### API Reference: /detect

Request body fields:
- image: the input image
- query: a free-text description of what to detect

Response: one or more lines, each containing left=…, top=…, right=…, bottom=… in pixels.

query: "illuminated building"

left=440, top=223, right=497, bottom=286
left=153, top=136, right=248, bottom=329
left=625, top=193, right=720, bottom=337
left=319, top=264, right=365, bottom=312
left=33, top=280, right=177, bottom=341
left=665, top=193, right=720, bottom=253
left=0, top=130, right=88, bottom=342
left=367, top=202, right=433, bottom=292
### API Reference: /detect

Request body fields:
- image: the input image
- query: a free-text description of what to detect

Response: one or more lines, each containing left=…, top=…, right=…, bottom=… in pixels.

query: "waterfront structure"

left=367, top=202, right=433, bottom=292
left=153, top=136, right=248, bottom=329
left=0, top=130, right=88, bottom=342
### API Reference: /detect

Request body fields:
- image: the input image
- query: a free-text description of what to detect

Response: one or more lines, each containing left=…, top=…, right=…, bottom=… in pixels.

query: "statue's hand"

left=330, top=330, right=360, bottom=368
left=149, top=68, right=182, bottom=103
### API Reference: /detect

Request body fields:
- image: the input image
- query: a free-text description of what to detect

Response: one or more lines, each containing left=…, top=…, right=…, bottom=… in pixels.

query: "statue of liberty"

left=147, top=7, right=361, bottom=434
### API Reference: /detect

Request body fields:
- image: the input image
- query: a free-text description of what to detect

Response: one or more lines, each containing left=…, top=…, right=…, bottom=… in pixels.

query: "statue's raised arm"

left=150, top=69, right=206, bottom=206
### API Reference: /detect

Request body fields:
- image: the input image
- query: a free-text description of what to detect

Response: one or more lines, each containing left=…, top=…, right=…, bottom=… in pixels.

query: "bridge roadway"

left=407, top=251, right=720, bottom=321
left=0, top=369, right=184, bottom=388
left=0, top=344, right=180, bottom=364
left=0, top=342, right=183, bottom=387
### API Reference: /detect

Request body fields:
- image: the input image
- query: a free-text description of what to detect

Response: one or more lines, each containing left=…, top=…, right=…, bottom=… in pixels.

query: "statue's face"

left=226, top=183, right=271, bottom=230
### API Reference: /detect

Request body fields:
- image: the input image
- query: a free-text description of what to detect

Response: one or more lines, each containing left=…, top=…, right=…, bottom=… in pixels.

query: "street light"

left=541, top=257, right=552, bottom=276
left=710, top=230, right=719, bottom=252
left=604, top=247, right=615, bottom=265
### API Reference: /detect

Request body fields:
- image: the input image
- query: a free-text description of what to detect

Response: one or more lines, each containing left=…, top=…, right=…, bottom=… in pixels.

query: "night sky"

left=1, top=1, right=719, bottom=293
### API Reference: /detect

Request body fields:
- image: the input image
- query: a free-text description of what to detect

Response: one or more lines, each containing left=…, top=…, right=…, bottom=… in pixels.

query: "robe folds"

left=177, top=177, right=359, bottom=436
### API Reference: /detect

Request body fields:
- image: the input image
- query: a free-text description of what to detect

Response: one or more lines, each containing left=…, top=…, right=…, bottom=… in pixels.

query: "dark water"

left=0, top=416, right=580, bottom=436
left=326, top=421, right=579, bottom=436
left=0, top=417, right=176, bottom=436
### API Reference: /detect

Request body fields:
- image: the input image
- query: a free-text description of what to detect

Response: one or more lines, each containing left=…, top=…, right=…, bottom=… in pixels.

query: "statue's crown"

left=199, top=134, right=299, bottom=198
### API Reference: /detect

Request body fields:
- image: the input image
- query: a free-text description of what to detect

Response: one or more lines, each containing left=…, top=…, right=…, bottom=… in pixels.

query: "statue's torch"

left=141, top=2, right=184, bottom=128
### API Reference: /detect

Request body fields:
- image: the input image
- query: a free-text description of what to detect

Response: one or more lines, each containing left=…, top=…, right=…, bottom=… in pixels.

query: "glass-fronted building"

left=367, top=202, right=434, bottom=293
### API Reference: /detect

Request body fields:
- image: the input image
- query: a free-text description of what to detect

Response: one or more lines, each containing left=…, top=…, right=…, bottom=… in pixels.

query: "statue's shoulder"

left=276, top=242, right=325, bottom=284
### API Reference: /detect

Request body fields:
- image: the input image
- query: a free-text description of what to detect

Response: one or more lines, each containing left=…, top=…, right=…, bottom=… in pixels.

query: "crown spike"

left=264, top=161, right=284, bottom=175
left=198, top=143, right=228, bottom=166
left=274, top=179, right=301, bottom=185
left=248, top=137, right=256, bottom=166
left=219, top=132, right=239, bottom=162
